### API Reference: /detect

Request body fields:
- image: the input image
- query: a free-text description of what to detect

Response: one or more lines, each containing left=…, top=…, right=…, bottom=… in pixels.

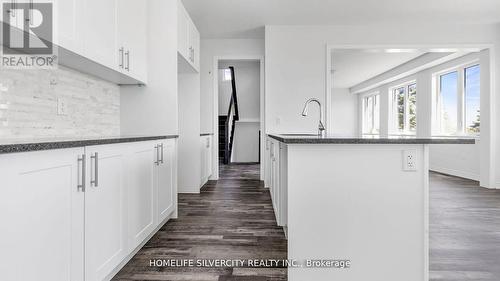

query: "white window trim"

left=361, top=92, right=380, bottom=136
left=389, top=80, right=417, bottom=135
left=433, top=61, right=480, bottom=137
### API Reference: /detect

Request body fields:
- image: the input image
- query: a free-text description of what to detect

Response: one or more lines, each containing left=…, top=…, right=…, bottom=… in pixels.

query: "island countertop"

left=268, top=134, right=476, bottom=144
left=0, top=135, right=178, bottom=154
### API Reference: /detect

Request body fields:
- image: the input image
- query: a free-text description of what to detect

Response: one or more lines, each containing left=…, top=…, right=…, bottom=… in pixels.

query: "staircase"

left=219, top=66, right=239, bottom=165
left=218, top=115, right=228, bottom=163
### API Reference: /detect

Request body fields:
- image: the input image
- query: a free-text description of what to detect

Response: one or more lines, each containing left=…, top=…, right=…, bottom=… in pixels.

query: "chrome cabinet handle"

left=125, top=50, right=130, bottom=71
left=154, top=145, right=159, bottom=165
left=119, top=47, right=124, bottom=68
left=90, top=153, right=98, bottom=187
left=160, top=144, right=164, bottom=164
left=78, top=155, right=86, bottom=192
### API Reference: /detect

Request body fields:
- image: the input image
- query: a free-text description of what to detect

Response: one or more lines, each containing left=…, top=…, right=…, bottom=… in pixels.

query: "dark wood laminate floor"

left=114, top=167, right=500, bottom=281
left=430, top=172, right=500, bottom=281
left=113, top=164, right=287, bottom=281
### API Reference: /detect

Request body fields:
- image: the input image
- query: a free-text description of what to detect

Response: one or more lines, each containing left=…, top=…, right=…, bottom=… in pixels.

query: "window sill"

left=432, top=135, right=480, bottom=140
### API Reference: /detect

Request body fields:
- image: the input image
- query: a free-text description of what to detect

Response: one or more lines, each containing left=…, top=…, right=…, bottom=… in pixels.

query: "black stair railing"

left=223, top=66, right=239, bottom=164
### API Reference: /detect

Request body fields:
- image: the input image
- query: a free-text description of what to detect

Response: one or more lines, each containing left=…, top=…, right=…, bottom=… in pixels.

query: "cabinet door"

left=271, top=141, right=280, bottom=224
left=127, top=141, right=157, bottom=251
left=157, top=140, right=176, bottom=222
left=83, top=0, right=118, bottom=70
left=54, top=0, right=84, bottom=54
left=85, top=144, right=128, bottom=281
left=118, top=0, right=148, bottom=82
left=206, top=136, right=212, bottom=178
left=188, top=22, right=200, bottom=70
left=200, top=137, right=207, bottom=184
left=177, top=2, right=189, bottom=60
left=0, top=148, right=84, bottom=281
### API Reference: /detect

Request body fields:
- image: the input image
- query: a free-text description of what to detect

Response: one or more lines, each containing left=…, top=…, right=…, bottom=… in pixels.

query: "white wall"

left=265, top=23, right=499, bottom=188
left=495, top=28, right=500, bottom=188
left=178, top=73, right=201, bottom=192
left=331, top=88, right=358, bottom=136
left=232, top=122, right=260, bottom=163
left=430, top=142, right=481, bottom=181
left=218, top=60, right=261, bottom=162
left=218, top=60, right=260, bottom=120
left=120, top=0, right=178, bottom=136
left=200, top=39, right=264, bottom=133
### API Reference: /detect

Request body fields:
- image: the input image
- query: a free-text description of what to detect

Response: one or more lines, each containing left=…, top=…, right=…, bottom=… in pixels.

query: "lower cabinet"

left=0, top=148, right=85, bottom=281
left=267, top=137, right=288, bottom=229
left=85, top=144, right=128, bottom=281
left=0, top=139, right=177, bottom=281
left=200, top=135, right=212, bottom=186
left=157, top=139, right=176, bottom=222
left=127, top=141, right=157, bottom=251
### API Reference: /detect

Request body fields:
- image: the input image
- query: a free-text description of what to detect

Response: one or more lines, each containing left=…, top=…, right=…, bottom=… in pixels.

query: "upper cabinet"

left=177, top=1, right=200, bottom=72
left=83, top=0, right=119, bottom=71
left=54, top=0, right=84, bottom=54
left=16, top=0, right=148, bottom=85
left=117, top=0, right=148, bottom=83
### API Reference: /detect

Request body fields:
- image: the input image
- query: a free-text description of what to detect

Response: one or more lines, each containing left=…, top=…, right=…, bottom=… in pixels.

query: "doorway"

left=213, top=57, right=264, bottom=180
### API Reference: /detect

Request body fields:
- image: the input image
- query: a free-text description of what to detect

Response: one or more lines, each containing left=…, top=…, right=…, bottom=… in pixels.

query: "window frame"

left=361, top=92, right=380, bottom=136
left=434, top=61, right=480, bottom=137
left=389, top=80, right=417, bottom=136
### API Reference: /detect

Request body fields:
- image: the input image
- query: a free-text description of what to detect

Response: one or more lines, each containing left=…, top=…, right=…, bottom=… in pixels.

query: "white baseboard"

left=105, top=211, right=176, bottom=281
left=178, top=186, right=201, bottom=194
left=429, top=167, right=479, bottom=181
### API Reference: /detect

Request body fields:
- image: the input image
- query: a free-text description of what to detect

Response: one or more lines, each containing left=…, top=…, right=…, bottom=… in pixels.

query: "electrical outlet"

left=57, top=98, right=67, bottom=115
left=403, top=149, right=417, bottom=171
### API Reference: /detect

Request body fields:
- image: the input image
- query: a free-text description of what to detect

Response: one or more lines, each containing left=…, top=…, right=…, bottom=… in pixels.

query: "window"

left=362, top=94, right=380, bottom=135
left=222, top=68, right=232, bottom=81
left=465, top=65, right=480, bottom=134
left=435, top=64, right=480, bottom=136
left=390, top=82, right=417, bottom=134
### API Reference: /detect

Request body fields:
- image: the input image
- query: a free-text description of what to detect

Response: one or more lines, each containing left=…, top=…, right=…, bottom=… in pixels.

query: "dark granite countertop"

left=200, top=133, right=213, bottom=136
left=0, top=135, right=178, bottom=154
left=268, top=134, right=476, bottom=144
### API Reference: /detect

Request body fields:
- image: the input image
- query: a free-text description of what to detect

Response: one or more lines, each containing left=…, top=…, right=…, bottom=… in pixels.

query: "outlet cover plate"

left=403, top=149, right=417, bottom=171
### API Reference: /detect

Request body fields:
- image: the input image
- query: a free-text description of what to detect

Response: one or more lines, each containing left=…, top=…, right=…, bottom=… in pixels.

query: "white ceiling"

left=182, top=0, right=500, bottom=38
left=331, top=49, right=425, bottom=88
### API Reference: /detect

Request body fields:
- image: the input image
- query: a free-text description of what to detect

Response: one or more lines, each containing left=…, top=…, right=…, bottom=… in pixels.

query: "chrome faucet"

left=301, top=98, right=325, bottom=137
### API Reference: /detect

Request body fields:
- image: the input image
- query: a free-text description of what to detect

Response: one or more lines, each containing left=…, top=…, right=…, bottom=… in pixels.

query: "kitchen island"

left=266, top=134, right=474, bottom=281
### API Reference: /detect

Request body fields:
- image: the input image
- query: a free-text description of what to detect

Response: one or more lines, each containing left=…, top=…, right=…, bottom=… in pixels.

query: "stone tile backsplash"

left=0, top=66, right=120, bottom=139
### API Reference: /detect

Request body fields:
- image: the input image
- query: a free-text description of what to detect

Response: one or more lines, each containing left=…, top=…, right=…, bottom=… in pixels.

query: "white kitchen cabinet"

left=264, top=137, right=271, bottom=188
left=0, top=148, right=85, bottom=281
left=127, top=141, right=157, bottom=251
left=54, top=0, right=84, bottom=54
left=177, top=2, right=190, bottom=61
left=200, top=135, right=212, bottom=185
left=157, top=139, right=177, bottom=222
left=84, top=144, right=128, bottom=281
left=267, top=137, right=287, bottom=228
left=117, top=0, right=148, bottom=82
left=177, top=0, right=200, bottom=72
left=0, top=139, right=178, bottom=281
left=83, top=0, right=118, bottom=71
